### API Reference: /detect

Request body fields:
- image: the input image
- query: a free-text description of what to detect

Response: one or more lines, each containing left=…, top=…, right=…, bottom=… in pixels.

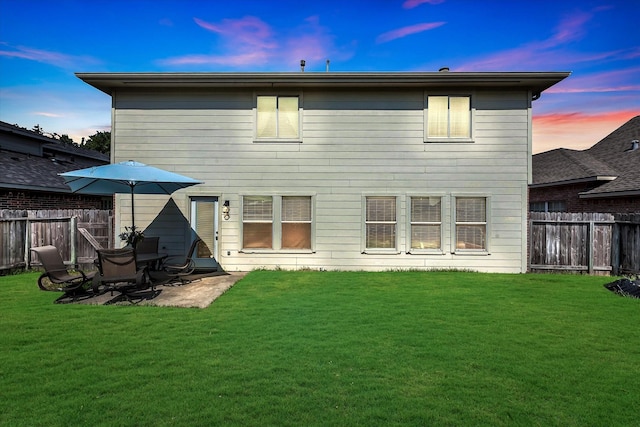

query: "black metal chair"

left=93, top=248, right=149, bottom=302
left=30, top=245, right=95, bottom=301
left=157, top=238, right=201, bottom=284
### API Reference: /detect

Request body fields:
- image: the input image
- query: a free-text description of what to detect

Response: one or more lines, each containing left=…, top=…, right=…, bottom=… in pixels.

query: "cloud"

left=403, top=0, right=445, bottom=8
left=160, top=15, right=353, bottom=70
left=194, top=16, right=277, bottom=50
left=457, top=10, right=597, bottom=71
left=376, top=22, right=446, bottom=44
left=533, top=110, right=639, bottom=153
left=0, top=44, right=99, bottom=69
left=34, top=112, right=64, bottom=118
left=547, top=66, right=640, bottom=94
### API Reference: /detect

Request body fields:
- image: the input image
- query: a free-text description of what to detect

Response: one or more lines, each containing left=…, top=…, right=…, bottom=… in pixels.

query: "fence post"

left=588, top=220, right=594, bottom=275
left=23, top=218, right=31, bottom=269
left=611, top=220, right=620, bottom=276
left=70, top=216, right=77, bottom=267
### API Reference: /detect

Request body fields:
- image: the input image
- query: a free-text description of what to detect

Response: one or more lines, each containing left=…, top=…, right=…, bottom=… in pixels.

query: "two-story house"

left=77, top=71, right=568, bottom=273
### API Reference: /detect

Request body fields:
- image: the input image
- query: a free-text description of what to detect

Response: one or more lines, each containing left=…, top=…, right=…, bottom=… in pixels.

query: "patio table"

left=136, top=252, right=168, bottom=271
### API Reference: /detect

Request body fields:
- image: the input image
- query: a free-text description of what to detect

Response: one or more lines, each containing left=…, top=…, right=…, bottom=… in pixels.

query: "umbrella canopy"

left=60, top=160, right=203, bottom=227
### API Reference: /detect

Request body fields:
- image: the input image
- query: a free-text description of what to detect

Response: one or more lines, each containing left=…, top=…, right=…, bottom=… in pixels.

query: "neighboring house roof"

left=532, top=115, right=640, bottom=198
left=0, top=121, right=109, bottom=193
left=76, top=71, right=570, bottom=96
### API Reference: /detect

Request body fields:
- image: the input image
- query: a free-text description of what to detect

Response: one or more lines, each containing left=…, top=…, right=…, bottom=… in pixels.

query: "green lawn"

left=1, top=270, right=638, bottom=426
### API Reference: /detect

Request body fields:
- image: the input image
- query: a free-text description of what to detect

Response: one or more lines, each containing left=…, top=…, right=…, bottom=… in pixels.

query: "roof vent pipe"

left=625, top=139, right=639, bottom=152
left=326, top=59, right=330, bottom=72
left=300, top=60, right=306, bottom=72
left=439, top=67, right=449, bottom=72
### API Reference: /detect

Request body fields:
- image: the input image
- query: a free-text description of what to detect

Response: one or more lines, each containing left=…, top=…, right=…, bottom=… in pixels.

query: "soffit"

left=76, top=72, right=571, bottom=96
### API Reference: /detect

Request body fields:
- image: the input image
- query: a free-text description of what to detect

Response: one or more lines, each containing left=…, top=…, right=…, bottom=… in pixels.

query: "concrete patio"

left=64, top=271, right=247, bottom=308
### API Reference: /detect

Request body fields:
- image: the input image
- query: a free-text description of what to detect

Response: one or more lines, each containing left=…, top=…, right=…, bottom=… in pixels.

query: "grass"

left=1, top=270, right=639, bottom=426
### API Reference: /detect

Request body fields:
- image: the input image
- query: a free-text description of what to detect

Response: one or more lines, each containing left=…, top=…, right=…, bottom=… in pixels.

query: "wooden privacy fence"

left=529, top=212, right=640, bottom=275
left=0, top=209, right=112, bottom=271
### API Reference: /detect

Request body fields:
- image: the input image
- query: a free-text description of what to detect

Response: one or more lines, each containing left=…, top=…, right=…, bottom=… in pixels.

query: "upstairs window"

left=256, top=95, right=300, bottom=139
left=427, top=95, right=471, bottom=139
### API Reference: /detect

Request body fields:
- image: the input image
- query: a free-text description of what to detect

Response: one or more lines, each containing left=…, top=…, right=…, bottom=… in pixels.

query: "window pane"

left=282, top=196, right=311, bottom=221
left=456, top=225, right=486, bottom=249
left=257, top=96, right=277, bottom=138
left=529, top=201, right=545, bottom=212
left=243, top=223, right=273, bottom=248
left=548, top=201, right=566, bottom=212
left=456, top=197, right=486, bottom=222
left=366, top=197, right=396, bottom=222
left=194, top=201, right=214, bottom=258
left=282, top=223, right=311, bottom=249
left=366, top=224, right=396, bottom=249
left=411, top=224, right=441, bottom=249
left=427, top=96, right=448, bottom=137
left=278, top=97, right=299, bottom=139
left=243, top=196, right=273, bottom=221
left=282, top=196, right=311, bottom=249
left=411, top=197, right=441, bottom=222
left=450, top=96, right=470, bottom=138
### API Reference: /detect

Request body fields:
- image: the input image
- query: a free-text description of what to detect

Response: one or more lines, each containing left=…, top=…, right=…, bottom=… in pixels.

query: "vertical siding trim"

left=524, top=90, right=534, bottom=273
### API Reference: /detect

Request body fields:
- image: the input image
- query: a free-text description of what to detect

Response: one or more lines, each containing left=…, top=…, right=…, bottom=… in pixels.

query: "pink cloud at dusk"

left=376, top=22, right=446, bottom=44
left=403, top=0, right=445, bottom=8
left=0, top=44, right=98, bottom=69
left=533, top=110, right=639, bottom=153
left=546, top=66, right=640, bottom=94
left=194, top=16, right=277, bottom=50
left=457, top=10, right=598, bottom=71
left=160, top=16, right=350, bottom=69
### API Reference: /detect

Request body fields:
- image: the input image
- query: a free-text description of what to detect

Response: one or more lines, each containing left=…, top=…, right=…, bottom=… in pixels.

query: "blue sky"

left=1, top=0, right=638, bottom=153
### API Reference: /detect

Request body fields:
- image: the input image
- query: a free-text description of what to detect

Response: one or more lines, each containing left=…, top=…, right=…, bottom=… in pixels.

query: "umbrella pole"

left=130, top=183, right=135, bottom=229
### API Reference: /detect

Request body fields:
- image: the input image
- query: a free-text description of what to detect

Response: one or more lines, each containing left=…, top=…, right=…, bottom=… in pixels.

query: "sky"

left=0, top=0, right=638, bottom=154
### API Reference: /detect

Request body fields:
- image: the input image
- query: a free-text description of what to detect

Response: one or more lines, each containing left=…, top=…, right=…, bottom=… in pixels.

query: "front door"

left=190, top=197, right=219, bottom=271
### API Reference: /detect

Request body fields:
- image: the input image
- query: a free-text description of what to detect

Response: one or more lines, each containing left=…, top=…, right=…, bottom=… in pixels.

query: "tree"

left=58, top=134, right=74, bottom=145
left=32, top=124, right=44, bottom=134
left=83, top=131, right=111, bottom=155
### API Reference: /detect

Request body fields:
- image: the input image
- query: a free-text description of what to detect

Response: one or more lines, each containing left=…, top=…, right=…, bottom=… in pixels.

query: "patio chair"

left=157, top=238, right=201, bottom=284
left=135, top=236, right=164, bottom=270
left=136, top=236, right=159, bottom=256
left=93, top=248, right=149, bottom=300
left=30, top=245, right=95, bottom=301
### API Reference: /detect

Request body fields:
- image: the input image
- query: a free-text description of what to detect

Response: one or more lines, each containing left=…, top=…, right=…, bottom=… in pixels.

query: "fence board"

left=529, top=212, right=638, bottom=275
left=0, top=209, right=112, bottom=271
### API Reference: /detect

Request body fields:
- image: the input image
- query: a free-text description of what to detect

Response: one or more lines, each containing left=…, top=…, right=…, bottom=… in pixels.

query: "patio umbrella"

left=59, top=160, right=203, bottom=228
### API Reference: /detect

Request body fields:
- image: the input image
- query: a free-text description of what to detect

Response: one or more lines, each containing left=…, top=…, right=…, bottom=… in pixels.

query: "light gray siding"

left=111, top=87, right=531, bottom=272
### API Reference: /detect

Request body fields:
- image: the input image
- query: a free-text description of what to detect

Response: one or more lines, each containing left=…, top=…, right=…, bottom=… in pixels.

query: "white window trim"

left=424, top=92, right=475, bottom=143
left=239, top=194, right=315, bottom=254
left=254, top=92, right=303, bottom=143
left=406, top=194, right=447, bottom=255
left=362, top=195, right=401, bottom=254
left=451, top=194, right=490, bottom=255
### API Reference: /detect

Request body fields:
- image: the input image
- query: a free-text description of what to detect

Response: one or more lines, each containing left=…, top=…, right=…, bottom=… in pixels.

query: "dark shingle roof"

left=0, top=121, right=109, bottom=193
left=532, top=115, right=640, bottom=197
left=0, top=149, right=106, bottom=193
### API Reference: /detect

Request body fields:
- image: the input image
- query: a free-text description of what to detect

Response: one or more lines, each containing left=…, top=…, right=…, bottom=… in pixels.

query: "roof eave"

left=579, top=189, right=640, bottom=199
left=75, top=71, right=571, bottom=96
left=529, top=175, right=617, bottom=188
